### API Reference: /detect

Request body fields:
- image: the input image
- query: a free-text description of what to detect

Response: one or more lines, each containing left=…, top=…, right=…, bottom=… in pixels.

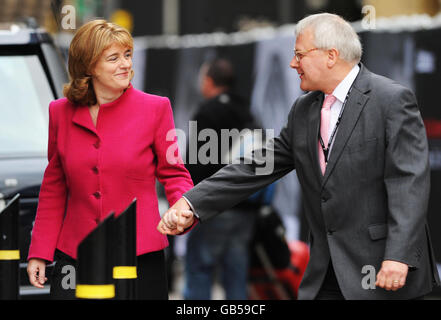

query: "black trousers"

left=50, top=249, right=168, bottom=300
left=315, top=262, right=345, bottom=300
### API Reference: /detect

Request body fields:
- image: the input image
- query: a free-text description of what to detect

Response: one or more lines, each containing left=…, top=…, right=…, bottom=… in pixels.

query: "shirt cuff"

left=182, top=196, right=200, bottom=220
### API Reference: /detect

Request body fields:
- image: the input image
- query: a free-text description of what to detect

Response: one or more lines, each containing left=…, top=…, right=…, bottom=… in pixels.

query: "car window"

left=0, top=55, right=53, bottom=157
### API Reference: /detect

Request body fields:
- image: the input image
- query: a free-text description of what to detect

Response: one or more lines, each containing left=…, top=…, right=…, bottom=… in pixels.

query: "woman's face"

left=92, top=43, right=133, bottom=95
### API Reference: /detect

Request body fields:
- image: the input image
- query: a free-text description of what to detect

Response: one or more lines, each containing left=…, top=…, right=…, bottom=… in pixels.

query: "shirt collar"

left=329, top=64, right=360, bottom=103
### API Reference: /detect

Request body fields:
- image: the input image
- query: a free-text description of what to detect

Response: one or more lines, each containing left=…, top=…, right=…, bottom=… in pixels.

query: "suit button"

left=321, top=190, right=331, bottom=203
left=327, top=230, right=334, bottom=236
left=93, top=141, right=100, bottom=149
left=93, top=191, right=101, bottom=199
left=92, top=166, right=99, bottom=174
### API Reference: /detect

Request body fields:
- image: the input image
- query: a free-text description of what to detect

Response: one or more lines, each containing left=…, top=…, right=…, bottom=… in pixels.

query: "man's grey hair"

left=295, top=13, right=363, bottom=64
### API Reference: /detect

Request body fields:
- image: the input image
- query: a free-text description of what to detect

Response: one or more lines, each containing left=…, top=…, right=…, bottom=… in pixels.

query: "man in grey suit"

left=158, top=13, right=440, bottom=299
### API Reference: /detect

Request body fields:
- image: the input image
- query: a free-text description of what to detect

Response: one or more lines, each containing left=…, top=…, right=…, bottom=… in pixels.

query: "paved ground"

left=168, top=257, right=226, bottom=300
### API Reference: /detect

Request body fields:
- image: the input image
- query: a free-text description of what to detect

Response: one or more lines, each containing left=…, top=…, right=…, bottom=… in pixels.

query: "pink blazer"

left=28, top=85, right=193, bottom=262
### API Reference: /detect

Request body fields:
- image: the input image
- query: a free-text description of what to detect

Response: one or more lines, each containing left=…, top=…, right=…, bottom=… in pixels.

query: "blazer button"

left=327, top=230, right=334, bottom=236
left=93, top=141, right=100, bottom=149
left=93, top=191, right=101, bottom=199
left=321, top=191, right=331, bottom=203
left=92, top=166, right=99, bottom=174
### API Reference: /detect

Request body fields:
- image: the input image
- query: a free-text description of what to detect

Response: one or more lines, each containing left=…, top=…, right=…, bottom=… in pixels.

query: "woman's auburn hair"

left=63, top=19, right=134, bottom=106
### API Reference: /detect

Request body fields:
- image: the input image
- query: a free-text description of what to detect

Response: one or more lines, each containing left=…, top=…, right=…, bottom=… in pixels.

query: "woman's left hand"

left=157, top=198, right=194, bottom=235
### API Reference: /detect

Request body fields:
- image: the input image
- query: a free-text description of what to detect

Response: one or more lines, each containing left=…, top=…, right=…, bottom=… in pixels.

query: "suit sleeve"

left=383, top=87, right=430, bottom=269
left=184, top=101, right=297, bottom=222
left=154, top=97, right=194, bottom=207
left=27, top=102, right=67, bottom=262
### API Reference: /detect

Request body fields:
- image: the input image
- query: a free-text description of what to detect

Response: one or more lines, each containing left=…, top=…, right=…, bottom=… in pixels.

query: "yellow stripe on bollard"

left=76, top=284, right=115, bottom=299
left=113, top=266, right=137, bottom=279
left=0, top=250, right=20, bottom=260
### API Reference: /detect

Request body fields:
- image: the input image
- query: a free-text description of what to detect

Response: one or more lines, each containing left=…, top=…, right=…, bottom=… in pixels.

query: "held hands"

left=27, top=258, right=48, bottom=288
left=376, top=260, right=409, bottom=291
left=157, top=198, right=195, bottom=235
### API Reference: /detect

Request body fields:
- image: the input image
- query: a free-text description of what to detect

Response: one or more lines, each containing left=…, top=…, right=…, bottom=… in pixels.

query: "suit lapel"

left=307, top=93, right=324, bottom=184
left=322, top=89, right=369, bottom=186
left=72, top=105, right=98, bottom=135
left=322, top=64, right=372, bottom=187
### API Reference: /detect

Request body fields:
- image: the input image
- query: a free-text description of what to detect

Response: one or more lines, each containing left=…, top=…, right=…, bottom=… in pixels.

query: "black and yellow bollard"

left=0, top=194, right=20, bottom=300
left=76, top=213, right=115, bottom=300
left=113, top=199, right=137, bottom=300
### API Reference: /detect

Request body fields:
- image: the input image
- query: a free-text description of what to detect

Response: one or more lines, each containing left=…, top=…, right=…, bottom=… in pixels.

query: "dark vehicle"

left=0, top=22, right=68, bottom=299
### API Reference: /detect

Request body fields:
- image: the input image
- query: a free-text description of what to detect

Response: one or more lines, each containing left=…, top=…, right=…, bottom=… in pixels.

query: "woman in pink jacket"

left=26, top=20, right=194, bottom=299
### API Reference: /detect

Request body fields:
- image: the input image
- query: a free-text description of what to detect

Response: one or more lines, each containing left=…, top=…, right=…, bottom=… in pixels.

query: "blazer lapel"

left=307, top=93, right=324, bottom=184
left=322, top=64, right=372, bottom=187
left=72, top=105, right=98, bottom=135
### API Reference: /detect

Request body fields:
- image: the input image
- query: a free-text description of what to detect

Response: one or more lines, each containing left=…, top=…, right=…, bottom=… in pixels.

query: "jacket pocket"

left=125, top=165, right=150, bottom=181
left=368, top=223, right=388, bottom=240
left=125, top=172, right=148, bottom=181
left=346, top=137, right=378, bottom=154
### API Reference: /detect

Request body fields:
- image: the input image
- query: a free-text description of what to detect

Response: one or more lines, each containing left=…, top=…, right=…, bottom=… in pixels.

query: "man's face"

left=290, top=29, right=328, bottom=92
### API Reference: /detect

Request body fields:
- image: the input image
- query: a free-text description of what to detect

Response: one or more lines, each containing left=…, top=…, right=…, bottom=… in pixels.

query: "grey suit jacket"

left=184, top=64, right=441, bottom=300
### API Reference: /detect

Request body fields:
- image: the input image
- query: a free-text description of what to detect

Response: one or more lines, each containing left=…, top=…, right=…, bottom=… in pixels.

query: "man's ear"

left=206, top=76, right=216, bottom=89
left=327, top=48, right=339, bottom=68
left=202, top=76, right=217, bottom=98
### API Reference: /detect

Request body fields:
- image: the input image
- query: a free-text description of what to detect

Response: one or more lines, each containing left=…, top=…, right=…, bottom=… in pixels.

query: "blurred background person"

left=26, top=19, right=193, bottom=300
left=183, top=58, right=259, bottom=300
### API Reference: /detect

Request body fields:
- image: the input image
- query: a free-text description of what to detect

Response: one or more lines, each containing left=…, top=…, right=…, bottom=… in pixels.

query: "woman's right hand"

left=27, top=258, right=48, bottom=288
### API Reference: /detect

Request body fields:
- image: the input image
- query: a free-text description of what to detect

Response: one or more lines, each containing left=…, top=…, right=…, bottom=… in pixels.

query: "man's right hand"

left=27, top=258, right=48, bottom=288
left=157, top=198, right=195, bottom=235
